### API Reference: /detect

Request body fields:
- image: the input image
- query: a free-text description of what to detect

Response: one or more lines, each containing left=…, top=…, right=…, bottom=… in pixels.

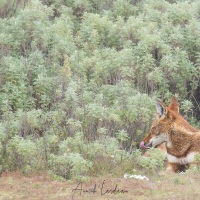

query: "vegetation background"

left=0, top=0, right=200, bottom=180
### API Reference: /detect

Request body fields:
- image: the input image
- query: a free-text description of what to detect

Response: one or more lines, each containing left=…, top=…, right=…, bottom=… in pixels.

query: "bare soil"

left=0, top=171, right=200, bottom=200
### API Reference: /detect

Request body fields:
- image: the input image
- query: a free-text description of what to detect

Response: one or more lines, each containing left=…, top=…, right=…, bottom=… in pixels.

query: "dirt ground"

left=0, top=171, right=200, bottom=200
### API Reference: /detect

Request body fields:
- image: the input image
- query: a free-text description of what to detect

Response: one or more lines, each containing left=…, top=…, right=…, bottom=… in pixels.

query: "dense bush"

left=0, top=0, right=199, bottom=179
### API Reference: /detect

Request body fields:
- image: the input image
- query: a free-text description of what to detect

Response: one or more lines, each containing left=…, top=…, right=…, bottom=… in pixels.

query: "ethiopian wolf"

left=140, top=97, right=200, bottom=173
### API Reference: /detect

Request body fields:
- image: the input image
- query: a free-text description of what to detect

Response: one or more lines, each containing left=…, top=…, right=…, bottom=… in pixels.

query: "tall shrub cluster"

left=0, top=0, right=199, bottom=179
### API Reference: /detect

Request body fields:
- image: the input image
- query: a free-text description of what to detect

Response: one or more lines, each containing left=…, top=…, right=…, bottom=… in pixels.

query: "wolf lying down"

left=140, top=97, right=200, bottom=173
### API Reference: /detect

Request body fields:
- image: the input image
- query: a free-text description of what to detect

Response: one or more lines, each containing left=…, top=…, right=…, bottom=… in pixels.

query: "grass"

left=0, top=169, right=200, bottom=200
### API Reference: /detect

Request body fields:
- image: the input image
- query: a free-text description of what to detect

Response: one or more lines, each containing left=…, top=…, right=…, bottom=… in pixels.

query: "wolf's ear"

left=169, top=96, right=179, bottom=113
left=156, top=100, right=167, bottom=118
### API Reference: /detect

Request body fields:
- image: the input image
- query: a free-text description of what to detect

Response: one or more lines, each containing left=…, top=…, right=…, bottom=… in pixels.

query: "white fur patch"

left=167, top=152, right=195, bottom=165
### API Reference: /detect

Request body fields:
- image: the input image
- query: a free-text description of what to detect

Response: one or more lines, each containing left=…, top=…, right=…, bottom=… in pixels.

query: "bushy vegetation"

left=0, top=0, right=199, bottom=179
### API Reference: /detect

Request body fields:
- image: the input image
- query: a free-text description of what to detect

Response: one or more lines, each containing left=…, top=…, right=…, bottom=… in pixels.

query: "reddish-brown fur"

left=141, top=97, right=200, bottom=173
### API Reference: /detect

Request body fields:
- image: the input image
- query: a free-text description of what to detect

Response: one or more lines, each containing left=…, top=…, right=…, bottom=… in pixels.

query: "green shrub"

left=136, top=148, right=166, bottom=173
left=7, top=136, right=37, bottom=171
left=0, top=0, right=200, bottom=179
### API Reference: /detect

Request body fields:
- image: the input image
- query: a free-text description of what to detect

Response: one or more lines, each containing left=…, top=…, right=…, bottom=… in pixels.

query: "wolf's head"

left=140, top=97, right=179, bottom=149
